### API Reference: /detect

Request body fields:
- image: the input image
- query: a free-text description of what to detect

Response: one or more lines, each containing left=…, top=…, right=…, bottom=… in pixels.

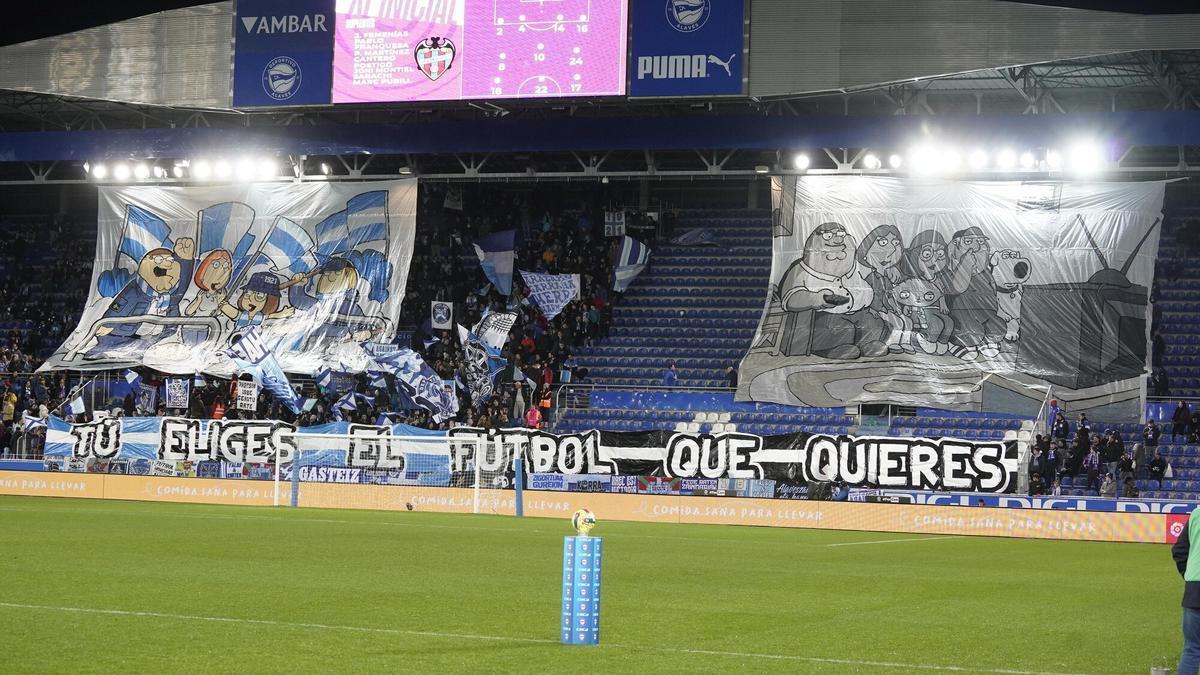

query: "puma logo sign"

left=707, top=53, right=735, bottom=77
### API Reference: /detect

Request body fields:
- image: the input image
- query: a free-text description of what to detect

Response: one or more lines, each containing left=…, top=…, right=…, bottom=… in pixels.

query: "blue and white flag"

left=369, top=348, right=459, bottom=423
left=198, top=202, right=257, bottom=281
left=613, top=236, right=651, bottom=292
left=193, top=373, right=206, bottom=388
left=259, top=216, right=319, bottom=275
left=315, top=367, right=333, bottom=389
left=473, top=230, right=516, bottom=296
left=473, top=310, right=517, bottom=352
left=302, top=398, right=318, bottom=412
left=226, top=328, right=302, bottom=414
left=118, top=205, right=174, bottom=262
left=457, top=324, right=508, bottom=406
left=122, top=368, right=142, bottom=389
left=520, top=270, right=579, bottom=320
left=335, top=391, right=359, bottom=411
left=63, top=395, right=88, bottom=418
left=670, top=228, right=720, bottom=247
left=315, top=191, right=389, bottom=259
left=367, top=370, right=388, bottom=388
left=22, top=411, right=45, bottom=432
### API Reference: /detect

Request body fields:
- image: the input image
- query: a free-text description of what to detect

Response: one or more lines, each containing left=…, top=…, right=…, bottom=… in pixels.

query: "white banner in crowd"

left=738, top=176, right=1165, bottom=417
left=164, top=378, right=190, bottom=409
left=519, top=270, right=580, bottom=320
left=40, top=180, right=418, bottom=376
left=237, top=380, right=259, bottom=411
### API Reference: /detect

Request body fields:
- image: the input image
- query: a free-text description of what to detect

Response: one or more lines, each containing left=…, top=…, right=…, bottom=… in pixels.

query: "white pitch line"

left=827, top=535, right=966, bottom=547
left=0, top=601, right=1088, bottom=675
left=0, top=601, right=555, bottom=644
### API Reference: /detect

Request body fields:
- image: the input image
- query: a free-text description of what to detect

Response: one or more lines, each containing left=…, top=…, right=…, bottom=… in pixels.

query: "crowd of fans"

left=1027, top=412, right=1179, bottom=497
left=1, top=185, right=646, bottom=456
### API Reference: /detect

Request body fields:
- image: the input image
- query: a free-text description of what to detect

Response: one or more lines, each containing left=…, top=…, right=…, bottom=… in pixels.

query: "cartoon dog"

left=990, top=249, right=1032, bottom=342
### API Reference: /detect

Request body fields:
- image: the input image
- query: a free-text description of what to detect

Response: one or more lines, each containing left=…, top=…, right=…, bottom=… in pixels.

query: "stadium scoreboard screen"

left=231, top=0, right=745, bottom=107
left=332, top=0, right=628, bottom=102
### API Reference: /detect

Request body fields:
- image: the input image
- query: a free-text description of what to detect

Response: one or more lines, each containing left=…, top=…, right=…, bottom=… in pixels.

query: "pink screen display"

left=332, top=1, right=628, bottom=103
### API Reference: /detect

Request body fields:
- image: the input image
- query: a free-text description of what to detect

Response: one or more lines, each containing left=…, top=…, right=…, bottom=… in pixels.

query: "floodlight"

left=192, top=160, right=212, bottom=180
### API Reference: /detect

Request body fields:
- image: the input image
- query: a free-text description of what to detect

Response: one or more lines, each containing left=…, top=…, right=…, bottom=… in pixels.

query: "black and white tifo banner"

left=445, top=428, right=1020, bottom=493
left=741, top=176, right=1165, bottom=417
left=45, top=416, right=1019, bottom=493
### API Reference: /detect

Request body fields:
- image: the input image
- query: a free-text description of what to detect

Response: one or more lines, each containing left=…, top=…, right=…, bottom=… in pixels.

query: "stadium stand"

left=572, top=209, right=771, bottom=388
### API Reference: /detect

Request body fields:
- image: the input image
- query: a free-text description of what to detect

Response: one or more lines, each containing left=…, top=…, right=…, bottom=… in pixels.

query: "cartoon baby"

left=892, top=277, right=950, bottom=355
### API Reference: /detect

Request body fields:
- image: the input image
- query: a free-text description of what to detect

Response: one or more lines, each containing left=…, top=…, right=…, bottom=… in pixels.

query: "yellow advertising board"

left=0, top=471, right=1171, bottom=544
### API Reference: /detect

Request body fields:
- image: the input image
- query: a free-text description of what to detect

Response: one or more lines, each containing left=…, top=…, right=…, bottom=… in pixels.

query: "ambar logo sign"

left=241, top=15, right=328, bottom=34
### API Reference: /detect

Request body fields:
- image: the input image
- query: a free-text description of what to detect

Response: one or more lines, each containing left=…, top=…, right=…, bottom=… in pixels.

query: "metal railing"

left=553, top=382, right=736, bottom=413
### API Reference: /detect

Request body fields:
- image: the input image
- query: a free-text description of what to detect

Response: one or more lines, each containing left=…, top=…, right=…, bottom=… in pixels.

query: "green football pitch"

left=0, top=495, right=1183, bottom=673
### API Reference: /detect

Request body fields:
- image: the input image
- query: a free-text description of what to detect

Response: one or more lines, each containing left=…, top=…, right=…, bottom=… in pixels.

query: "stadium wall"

left=0, top=471, right=1181, bottom=545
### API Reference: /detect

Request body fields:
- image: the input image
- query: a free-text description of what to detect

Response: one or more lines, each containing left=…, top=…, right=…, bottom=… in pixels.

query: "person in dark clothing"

left=1043, top=441, right=1061, bottom=487
left=1117, top=451, right=1135, bottom=490
left=1028, top=446, right=1045, bottom=484
left=725, top=365, right=738, bottom=390
left=1082, top=448, right=1101, bottom=493
left=1103, top=430, right=1124, bottom=481
left=1051, top=414, right=1069, bottom=441
left=1176, top=401, right=1193, bottom=442
left=1029, top=472, right=1045, bottom=496
left=1172, top=508, right=1200, bottom=674
left=1145, top=419, right=1162, bottom=450
left=1150, top=451, right=1168, bottom=484
left=1193, top=409, right=1200, bottom=444
left=1067, top=431, right=1090, bottom=476
left=1153, top=331, right=1166, bottom=368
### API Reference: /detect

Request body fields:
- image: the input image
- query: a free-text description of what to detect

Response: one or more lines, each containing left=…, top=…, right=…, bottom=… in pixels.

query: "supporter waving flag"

left=473, top=230, right=516, bottom=295
left=369, top=347, right=459, bottom=422
left=226, top=328, right=302, bottom=414
left=22, top=411, right=45, bottom=431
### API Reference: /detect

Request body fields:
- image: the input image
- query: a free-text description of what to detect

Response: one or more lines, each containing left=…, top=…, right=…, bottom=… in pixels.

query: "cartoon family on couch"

left=776, top=221, right=1032, bottom=362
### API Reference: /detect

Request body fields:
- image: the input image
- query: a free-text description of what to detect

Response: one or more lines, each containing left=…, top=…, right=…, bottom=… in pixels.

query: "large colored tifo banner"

left=44, top=417, right=1021, bottom=493
left=738, top=177, right=1165, bottom=417
left=41, top=180, right=416, bottom=375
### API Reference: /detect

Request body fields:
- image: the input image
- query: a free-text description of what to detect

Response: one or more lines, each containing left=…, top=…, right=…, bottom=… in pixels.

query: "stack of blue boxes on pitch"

left=571, top=209, right=771, bottom=388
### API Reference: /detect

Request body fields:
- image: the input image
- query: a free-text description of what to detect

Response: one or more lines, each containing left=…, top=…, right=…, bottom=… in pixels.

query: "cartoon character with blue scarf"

left=83, top=206, right=195, bottom=360
left=287, top=253, right=389, bottom=344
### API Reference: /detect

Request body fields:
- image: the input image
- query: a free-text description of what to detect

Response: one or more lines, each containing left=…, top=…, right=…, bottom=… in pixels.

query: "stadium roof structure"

left=2, top=1, right=1200, bottom=182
